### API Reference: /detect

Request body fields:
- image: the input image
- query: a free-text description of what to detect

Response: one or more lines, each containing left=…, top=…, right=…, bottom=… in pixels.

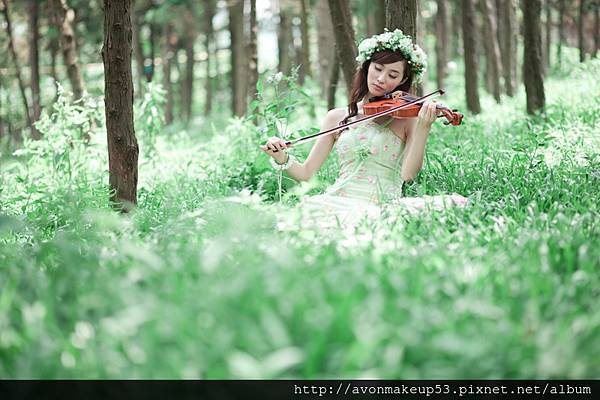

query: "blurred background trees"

left=0, top=0, right=598, bottom=145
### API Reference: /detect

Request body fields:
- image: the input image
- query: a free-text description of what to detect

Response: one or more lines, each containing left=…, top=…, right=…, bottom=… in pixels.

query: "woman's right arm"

left=261, top=109, right=344, bottom=182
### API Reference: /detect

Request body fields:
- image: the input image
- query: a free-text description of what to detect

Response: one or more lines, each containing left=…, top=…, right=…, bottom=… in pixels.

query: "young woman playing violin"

left=260, top=29, right=468, bottom=229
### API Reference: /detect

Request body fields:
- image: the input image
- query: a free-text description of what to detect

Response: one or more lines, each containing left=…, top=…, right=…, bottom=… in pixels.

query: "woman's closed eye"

left=374, top=66, right=398, bottom=79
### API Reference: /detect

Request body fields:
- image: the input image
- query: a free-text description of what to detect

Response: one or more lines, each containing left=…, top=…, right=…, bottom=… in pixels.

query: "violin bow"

left=268, top=89, right=445, bottom=152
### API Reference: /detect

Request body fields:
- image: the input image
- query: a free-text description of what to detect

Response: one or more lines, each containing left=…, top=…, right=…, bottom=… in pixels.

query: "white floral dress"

left=296, top=118, right=468, bottom=230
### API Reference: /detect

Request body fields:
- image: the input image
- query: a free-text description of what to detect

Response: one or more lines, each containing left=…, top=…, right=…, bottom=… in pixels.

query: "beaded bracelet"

left=270, top=153, right=297, bottom=171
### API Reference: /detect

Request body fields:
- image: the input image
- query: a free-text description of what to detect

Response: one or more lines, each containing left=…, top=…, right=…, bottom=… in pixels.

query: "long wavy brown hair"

left=339, top=50, right=414, bottom=130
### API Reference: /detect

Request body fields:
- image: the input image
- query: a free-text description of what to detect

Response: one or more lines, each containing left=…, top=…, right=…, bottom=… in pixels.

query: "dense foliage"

left=0, top=54, right=599, bottom=378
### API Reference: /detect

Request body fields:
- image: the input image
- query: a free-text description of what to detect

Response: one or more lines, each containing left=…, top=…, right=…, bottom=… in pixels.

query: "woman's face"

left=366, top=60, right=407, bottom=97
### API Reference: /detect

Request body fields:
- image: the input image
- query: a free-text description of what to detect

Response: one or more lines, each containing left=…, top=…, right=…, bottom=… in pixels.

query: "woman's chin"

left=370, top=86, right=385, bottom=96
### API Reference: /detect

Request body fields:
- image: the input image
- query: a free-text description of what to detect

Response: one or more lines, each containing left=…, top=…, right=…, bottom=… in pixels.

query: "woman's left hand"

left=417, top=100, right=437, bottom=127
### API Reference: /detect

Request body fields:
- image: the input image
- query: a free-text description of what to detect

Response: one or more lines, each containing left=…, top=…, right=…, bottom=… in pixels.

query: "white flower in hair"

left=355, top=28, right=428, bottom=83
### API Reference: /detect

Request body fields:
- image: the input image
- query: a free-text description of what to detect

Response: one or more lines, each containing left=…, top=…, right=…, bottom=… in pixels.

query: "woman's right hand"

left=260, top=136, right=290, bottom=164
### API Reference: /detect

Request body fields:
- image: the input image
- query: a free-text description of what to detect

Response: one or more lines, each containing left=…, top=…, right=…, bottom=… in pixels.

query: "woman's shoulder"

left=324, top=107, right=347, bottom=125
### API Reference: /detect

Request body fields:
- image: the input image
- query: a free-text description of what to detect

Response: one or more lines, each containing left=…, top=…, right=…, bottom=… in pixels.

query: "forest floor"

left=0, top=58, right=599, bottom=378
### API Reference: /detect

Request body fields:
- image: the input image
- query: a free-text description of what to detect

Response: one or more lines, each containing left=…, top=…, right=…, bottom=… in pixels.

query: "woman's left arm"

left=399, top=100, right=437, bottom=182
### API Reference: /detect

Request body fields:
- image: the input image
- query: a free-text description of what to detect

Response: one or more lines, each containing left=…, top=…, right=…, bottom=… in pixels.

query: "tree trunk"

left=278, top=0, right=293, bottom=75
left=327, top=52, right=340, bottom=110
left=522, top=0, right=545, bottom=114
left=147, top=22, right=156, bottom=81
left=416, top=0, right=425, bottom=95
left=29, top=0, right=41, bottom=139
left=451, top=0, right=462, bottom=59
left=48, top=30, right=60, bottom=100
left=328, top=0, right=358, bottom=95
left=435, top=0, right=448, bottom=90
left=298, top=0, right=311, bottom=84
left=544, top=0, right=551, bottom=74
left=50, top=0, right=87, bottom=100
left=1, top=0, right=32, bottom=131
left=462, top=0, right=481, bottom=113
left=180, top=8, right=196, bottom=123
left=162, top=24, right=175, bottom=125
left=498, top=0, right=516, bottom=96
left=578, top=0, right=585, bottom=62
left=248, top=0, right=259, bottom=106
left=557, top=0, right=565, bottom=67
left=594, top=1, right=599, bottom=58
left=385, top=0, right=418, bottom=93
left=102, top=0, right=139, bottom=212
left=228, top=0, right=247, bottom=117
left=316, top=0, right=335, bottom=97
left=385, top=0, right=417, bottom=37
left=181, top=37, right=195, bottom=123
left=204, top=0, right=215, bottom=115
left=481, top=0, right=502, bottom=102
left=132, top=11, right=145, bottom=97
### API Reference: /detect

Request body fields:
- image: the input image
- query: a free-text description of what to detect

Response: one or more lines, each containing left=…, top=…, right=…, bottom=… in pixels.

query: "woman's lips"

left=373, top=83, right=385, bottom=91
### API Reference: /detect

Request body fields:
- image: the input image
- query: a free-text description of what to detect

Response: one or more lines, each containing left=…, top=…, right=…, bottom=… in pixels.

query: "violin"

left=364, top=90, right=463, bottom=126
left=267, top=89, right=461, bottom=152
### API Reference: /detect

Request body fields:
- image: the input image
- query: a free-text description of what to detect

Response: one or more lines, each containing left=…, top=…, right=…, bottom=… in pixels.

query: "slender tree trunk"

left=451, top=0, right=463, bottom=59
left=316, top=0, right=335, bottom=97
left=385, top=0, right=418, bottom=93
left=278, top=0, right=293, bottom=75
left=181, top=36, right=195, bottom=122
left=147, top=22, right=156, bottom=81
left=132, top=12, right=145, bottom=97
left=544, top=0, right=551, bottom=73
left=593, top=2, right=600, bottom=57
left=435, top=0, right=449, bottom=89
left=50, top=0, right=87, bottom=100
left=557, top=0, right=565, bottom=67
left=481, top=0, right=502, bottom=102
left=102, top=0, right=139, bottom=212
left=509, top=0, right=518, bottom=88
left=29, top=0, right=41, bottom=139
left=48, top=31, right=60, bottom=101
left=498, top=0, right=516, bottom=96
left=162, top=24, right=175, bottom=125
left=328, top=0, right=358, bottom=95
left=416, top=0, right=425, bottom=95
left=228, top=0, right=247, bottom=116
left=179, top=8, right=196, bottom=123
left=298, top=0, right=311, bottom=84
left=462, top=0, right=481, bottom=113
left=522, top=0, right=545, bottom=114
left=248, top=0, right=259, bottom=107
left=204, top=0, right=215, bottom=115
left=594, top=2, right=599, bottom=58
left=578, top=0, right=586, bottom=62
left=1, top=0, right=32, bottom=130
left=327, top=52, right=340, bottom=110
left=385, top=0, right=417, bottom=37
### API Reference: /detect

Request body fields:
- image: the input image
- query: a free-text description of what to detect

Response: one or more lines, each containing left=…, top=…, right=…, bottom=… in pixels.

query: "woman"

left=260, top=29, right=468, bottom=230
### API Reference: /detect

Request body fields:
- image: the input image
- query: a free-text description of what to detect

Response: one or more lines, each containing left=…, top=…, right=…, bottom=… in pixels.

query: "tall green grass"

left=0, top=56, right=599, bottom=378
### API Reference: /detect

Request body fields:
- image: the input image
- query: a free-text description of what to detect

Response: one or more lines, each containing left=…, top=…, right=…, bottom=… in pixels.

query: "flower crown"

left=355, top=28, right=427, bottom=83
